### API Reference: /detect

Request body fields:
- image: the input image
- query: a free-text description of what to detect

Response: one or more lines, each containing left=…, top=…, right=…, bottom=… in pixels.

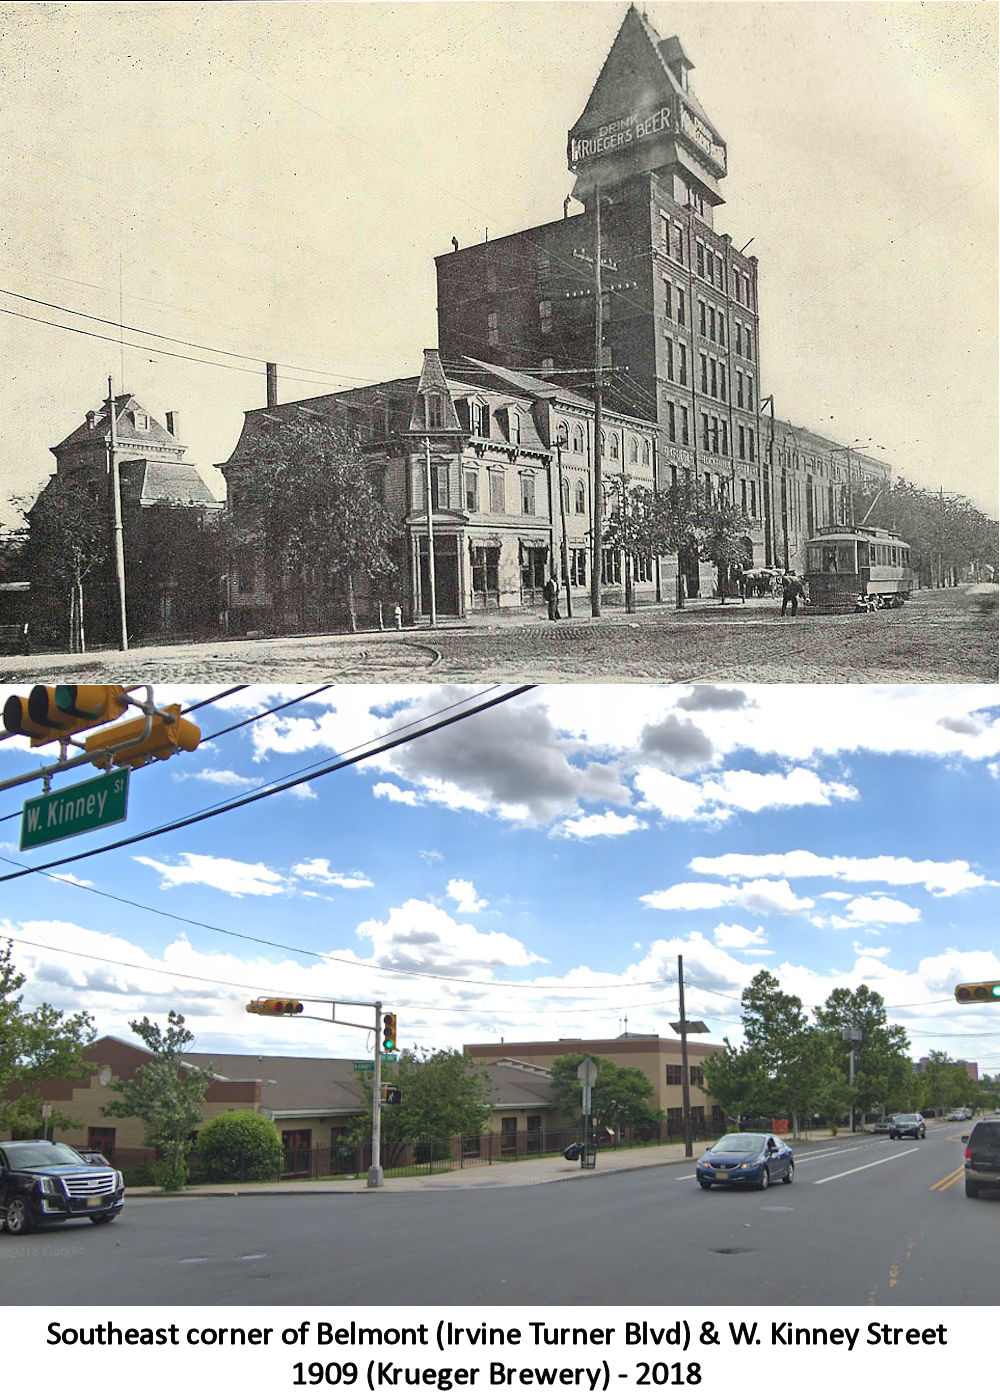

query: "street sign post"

left=20, top=769, right=129, bottom=850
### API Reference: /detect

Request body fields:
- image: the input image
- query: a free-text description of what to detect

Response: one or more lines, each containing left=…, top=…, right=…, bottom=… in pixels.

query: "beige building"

left=465, top=1033, right=726, bottom=1135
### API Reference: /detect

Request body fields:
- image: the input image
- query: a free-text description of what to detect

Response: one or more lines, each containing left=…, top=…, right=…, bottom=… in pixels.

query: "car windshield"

left=895, top=1115, right=920, bottom=1123
left=2, top=1142, right=85, bottom=1168
left=710, top=1134, right=763, bottom=1155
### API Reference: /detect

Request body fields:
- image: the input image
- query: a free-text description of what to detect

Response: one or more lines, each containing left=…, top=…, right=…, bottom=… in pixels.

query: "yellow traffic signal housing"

left=3, top=685, right=126, bottom=746
left=84, top=704, right=200, bottom=770
left=382, top=1011, right=397, bottom=1054
left=955, top=982, right=1000, bottom=1004
left=246, top=998, right=305, bottom=1016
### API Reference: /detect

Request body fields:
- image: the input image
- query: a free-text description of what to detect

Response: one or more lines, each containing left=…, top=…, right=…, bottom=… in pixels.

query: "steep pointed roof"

left=406, top=348, right=465, bottom=434
left=568, top=4, right=726, bottom=195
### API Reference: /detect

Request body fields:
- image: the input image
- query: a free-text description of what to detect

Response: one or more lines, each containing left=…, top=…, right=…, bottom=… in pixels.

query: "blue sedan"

left=696, top=1132, right=794, bottom=1190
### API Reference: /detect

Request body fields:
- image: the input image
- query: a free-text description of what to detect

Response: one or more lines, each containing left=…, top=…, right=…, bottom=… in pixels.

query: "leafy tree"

left=814, top=984, right=911, bottom=1120
left=195, top=1109, right=282, bottom=1181
left=919, top=1052, right=976, bottom=1116
left=13, top=475, right=110, bottom=651
left=603, top=479, right=702, bottom=609
left=345, top=1049, right=496, bottom=1164
left=701, top=1040, right=770, bottom=1123
left=103, top=1011, right=213, bottom=1191
left=0, top=940, right=97, bottom=1134
left=229, top=418, right=401, bottom=632
left=548, top=1054, right=662, bottom=1133
left=693, top=495, right=754, bottom=604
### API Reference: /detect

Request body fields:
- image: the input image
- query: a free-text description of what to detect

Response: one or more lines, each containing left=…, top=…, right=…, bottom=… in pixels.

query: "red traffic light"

left=246, top=998, right=305, bottom=1016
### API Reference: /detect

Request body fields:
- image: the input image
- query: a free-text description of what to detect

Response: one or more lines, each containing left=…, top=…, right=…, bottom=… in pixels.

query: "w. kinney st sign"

left=21, top=769, right=130, bottom=850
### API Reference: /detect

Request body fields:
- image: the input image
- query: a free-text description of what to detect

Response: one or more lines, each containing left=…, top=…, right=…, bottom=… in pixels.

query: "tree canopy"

left=0, top=940, right=97, bottom=1135
left=103, top=1011, right=213, bottom=1191
left=548, top=1053, right=661, bottom=1133
left=344, top=1048, right=496, bottom=1165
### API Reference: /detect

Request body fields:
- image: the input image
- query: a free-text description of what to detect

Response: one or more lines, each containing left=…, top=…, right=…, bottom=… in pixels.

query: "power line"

left=0, top=685, right=535, bottom=885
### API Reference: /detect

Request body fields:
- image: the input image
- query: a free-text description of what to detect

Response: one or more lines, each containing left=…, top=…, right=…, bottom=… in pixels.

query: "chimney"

left=165, top=411, right=180, bottom=439
left=266, top=362, right=278, bottom=408
left=85, top=410, right=96, bottom=430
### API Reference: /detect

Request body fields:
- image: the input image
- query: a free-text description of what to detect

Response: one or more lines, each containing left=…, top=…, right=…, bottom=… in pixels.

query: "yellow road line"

left=929, top=1165, right=965, bottom=1192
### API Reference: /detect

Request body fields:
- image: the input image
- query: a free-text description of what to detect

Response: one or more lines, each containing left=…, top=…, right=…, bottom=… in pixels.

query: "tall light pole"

left=105, top=378, right=129, bottom=652
left=671, top=955, right=709, bottom=1158
left=555, top=427, right=572, bottom=618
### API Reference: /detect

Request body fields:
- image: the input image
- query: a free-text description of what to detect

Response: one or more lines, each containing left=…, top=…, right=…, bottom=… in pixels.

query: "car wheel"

left=783, top=1162, right=794, bottom=1184
left=698, top=1178, right=712, bottom=1190
left=965, top=1179, right=980, bottom=1199
left=89, top=1214, right=116, bottom=1225
left=759, top=1166, right=770, bottom=1190
left=4, top=1195, right=32, bottom=1236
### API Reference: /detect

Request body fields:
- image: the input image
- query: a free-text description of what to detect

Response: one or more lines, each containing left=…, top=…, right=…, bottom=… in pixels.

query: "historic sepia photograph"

left=0, top=2, right=996, bottom=683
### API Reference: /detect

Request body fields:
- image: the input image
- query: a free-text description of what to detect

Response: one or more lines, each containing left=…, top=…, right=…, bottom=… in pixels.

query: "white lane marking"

left=813, top=1147, right=920, bottom=1184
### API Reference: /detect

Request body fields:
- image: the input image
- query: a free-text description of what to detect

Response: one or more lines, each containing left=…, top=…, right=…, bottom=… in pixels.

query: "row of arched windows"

left=555, top=419, right=653, bottom=468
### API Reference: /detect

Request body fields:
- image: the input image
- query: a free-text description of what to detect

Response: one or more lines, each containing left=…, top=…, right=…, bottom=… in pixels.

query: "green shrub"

left=196, top=1110, right=283, bottom=1181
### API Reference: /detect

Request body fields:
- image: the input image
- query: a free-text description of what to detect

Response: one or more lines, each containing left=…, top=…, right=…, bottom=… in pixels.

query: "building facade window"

left=520, top=472, right=535, bottom=515
left=489, top=470, right=505, bottom=513
left=487, top=311, right=499, bottom=346
left=662, top=277, right=673, bottom=319
left=539, top=301, right=552, bottom=333
left=509, top=409, right=521, bottom=444
left=680, top=404, right=689, bottom=445
left=426, top=393, right=445, bottom=429
left=601, top=548, right=622, bottom=585
left=571, top=423, right=585, bottom=453
left=575, top=480, right=587, bottom=514
left=667, top=400, right=676, bottom=442
left=666, top=1064, right=682, bottom=1086
left=570, top=547, right=587, bottom=586
left=464, top=468, right=479, bottom=512
left=677, top=287, right=686, bottom=325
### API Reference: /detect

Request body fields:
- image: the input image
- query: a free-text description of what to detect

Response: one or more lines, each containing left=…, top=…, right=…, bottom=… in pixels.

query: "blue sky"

left=1, top=683, right=998, bottom=1073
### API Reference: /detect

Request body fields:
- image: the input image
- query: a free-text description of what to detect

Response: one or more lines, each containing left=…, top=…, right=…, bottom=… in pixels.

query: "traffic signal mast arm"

left=0, top=685, right=201, bottom=793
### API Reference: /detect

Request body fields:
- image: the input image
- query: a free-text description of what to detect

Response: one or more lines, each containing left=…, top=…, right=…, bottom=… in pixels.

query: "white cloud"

left=356, top=899, right=545, bottom=974
left=373, top=781, right=420, bottom=805
left=551, top=811, right=647, bottom=840
left=831, top=895, right=921, bottom=928
left=853, top=941, right=892, bottom=959
left=176, top=768, right=256, bottom=788
left=712, top=922, right=769, bottom=950
left=689, top=850, right=991, bottom=897
left=697, top=768, right=858, bottom=814
left=287, top=782, right=317, bottom=801
left=641, top=879, right=814, bottom=916
left=633, top=768, right=713, bottom=822
left=446, top=879, right=487, bottom=913
left=293, top=859, right=373, bottom=890
left=133, top=852, right=287, bottom=898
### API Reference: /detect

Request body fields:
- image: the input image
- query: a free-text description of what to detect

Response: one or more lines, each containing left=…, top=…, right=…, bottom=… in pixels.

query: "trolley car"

left=804, top=526, right=912, bottom=615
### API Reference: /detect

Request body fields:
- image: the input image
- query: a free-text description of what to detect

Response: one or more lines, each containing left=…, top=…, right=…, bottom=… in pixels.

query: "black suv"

left=0, top=1140, right=125, bottom=1235
left=962, top=1119, right=1000, bottom=1199
left=889, top=1113, right=926, bottom=1139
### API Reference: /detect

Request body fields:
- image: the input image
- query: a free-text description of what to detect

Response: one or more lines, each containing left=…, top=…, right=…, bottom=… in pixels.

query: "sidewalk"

left=127, top=1131, right=844, bottom=1201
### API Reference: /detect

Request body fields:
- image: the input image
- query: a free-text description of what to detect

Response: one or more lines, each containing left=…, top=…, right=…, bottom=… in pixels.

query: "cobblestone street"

left=0, top=587, right=994, bottom=686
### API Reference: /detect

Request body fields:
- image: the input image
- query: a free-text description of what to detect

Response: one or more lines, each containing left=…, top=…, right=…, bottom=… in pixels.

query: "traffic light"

left=246, top=998, right=305, bottom=1016
left=84, top=704, right=200, bottom=770
left=382, top=1012, right=397, bottom=1054
left=955, top=982, right=1000, bottom=1004
left=3, top=685, right=126, bottom=746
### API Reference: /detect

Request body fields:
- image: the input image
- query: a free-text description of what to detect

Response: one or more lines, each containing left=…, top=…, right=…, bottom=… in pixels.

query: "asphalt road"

left=0, top=588, right=994, bottom=684
left=1, top=1126, right=992, bottom=1307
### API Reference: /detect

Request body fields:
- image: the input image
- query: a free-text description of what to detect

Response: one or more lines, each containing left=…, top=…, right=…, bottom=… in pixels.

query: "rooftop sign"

left=569, top=102, right=675, bottom=168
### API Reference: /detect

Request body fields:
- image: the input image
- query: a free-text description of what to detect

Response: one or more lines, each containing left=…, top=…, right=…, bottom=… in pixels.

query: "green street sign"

left=21, top=769, right=130, bottom=850
left=353, top=1062, right=375, bottom=1072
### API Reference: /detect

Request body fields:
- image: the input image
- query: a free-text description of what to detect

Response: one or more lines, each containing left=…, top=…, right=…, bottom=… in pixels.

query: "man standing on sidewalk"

left=543, top=574, right=561, bottom=621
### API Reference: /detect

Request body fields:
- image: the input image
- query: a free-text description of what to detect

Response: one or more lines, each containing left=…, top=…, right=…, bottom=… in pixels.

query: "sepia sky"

left=0, top=1, right=996, bottom=524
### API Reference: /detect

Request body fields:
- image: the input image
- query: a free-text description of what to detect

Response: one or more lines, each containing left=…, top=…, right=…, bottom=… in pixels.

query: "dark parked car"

left=889, top=1113, right=926, bottom=1139
left=962, top=1120, right=1000, bottom=1199
left=696, top=1132, right=794, bottom=1190
left=0, top=1140, right=125, bottom=1235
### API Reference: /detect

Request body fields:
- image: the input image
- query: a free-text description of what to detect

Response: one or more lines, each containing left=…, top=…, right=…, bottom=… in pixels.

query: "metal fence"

left=107, top=1120, right=722, bottom=1186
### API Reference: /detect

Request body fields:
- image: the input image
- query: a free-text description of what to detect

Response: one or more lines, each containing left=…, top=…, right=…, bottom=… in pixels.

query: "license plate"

left=86, top=1196, right=103, bottom=1207
left=714, top=1170, right=728, bottom=1179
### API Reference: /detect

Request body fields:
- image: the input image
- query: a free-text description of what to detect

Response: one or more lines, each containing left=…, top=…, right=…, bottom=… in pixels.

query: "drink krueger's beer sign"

left=569, top=102, right=673, bottom=166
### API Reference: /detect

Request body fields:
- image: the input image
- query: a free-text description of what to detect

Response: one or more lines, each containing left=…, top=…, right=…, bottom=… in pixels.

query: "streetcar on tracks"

left=804, top=525, right=913, bottom=614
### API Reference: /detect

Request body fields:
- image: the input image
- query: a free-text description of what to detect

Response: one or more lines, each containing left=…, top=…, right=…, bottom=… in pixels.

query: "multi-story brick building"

left=219, top=350, right=660, bottom=630
left=436, top=5, right=888, bottom=588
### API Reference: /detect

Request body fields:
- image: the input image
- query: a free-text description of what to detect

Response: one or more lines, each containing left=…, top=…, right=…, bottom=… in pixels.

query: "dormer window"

left=508, top=409, right=521, bottom=445
left=134, top=412, right=148, bottom=431
left=426, top=393, right=445, bottom=429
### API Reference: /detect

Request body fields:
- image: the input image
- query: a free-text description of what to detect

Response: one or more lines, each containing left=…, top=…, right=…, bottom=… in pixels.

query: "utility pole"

left=422, top=437, right=437, bottom=627
left=591, top=191, right=605, bottom=618
left=678, top=954, right=692, bottom=1158
left=105, top=378, right=129, bottom=652
left=555, top=430, right=572, bottom=618
left=369, top=1002, right=384, bottom=1188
